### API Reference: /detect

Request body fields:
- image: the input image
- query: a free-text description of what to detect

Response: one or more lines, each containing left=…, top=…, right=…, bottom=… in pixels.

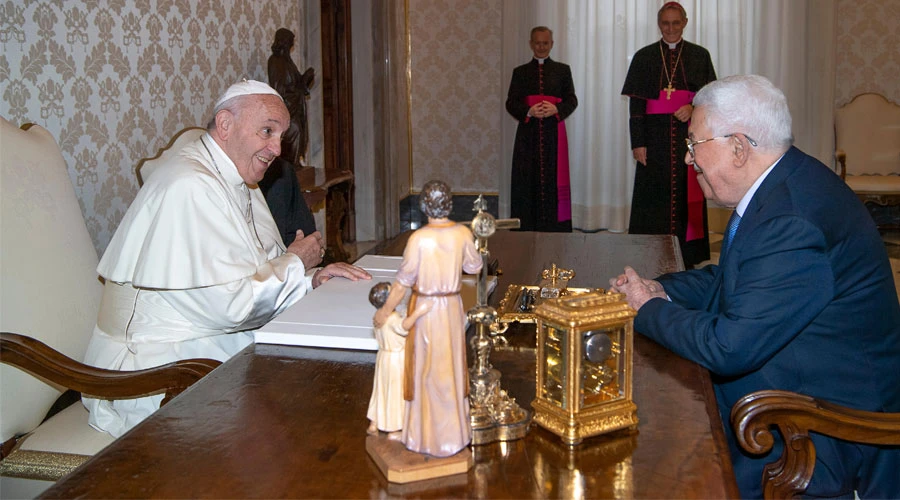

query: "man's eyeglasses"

left=685, top=134, right=757, bottom=159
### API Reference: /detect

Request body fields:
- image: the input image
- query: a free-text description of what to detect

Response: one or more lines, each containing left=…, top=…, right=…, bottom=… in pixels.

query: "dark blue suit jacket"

left=635, top=147, right=900, bottom=498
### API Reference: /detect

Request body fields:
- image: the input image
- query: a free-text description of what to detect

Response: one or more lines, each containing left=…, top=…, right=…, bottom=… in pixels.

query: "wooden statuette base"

left=365, top=435, right=472, bottom=484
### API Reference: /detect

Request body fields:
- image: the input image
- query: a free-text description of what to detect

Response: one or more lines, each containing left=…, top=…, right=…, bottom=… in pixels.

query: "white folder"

left=254, top=255, right=495, bottom=350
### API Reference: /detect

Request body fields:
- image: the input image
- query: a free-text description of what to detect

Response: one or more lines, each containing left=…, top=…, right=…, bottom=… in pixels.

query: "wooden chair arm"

left=730, top=389, right=900, bottom=499
left=1, top=332, right=220, bottom=406
left=835, top=149, right=846, bottom=180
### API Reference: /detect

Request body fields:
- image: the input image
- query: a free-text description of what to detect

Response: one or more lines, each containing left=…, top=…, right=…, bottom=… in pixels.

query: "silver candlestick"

left=467, top=195, right=531, bottom=445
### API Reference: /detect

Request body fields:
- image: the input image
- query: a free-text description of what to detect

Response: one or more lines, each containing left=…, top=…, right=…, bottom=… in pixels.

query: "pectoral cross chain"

left=660, top=41, right=684, bottom=101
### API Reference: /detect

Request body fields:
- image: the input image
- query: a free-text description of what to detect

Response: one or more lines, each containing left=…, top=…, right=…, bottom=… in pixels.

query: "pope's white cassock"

left=83, top=133, right=313, bottom=437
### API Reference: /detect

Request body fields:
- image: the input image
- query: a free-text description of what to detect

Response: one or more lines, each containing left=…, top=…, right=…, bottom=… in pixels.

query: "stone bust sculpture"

left=267, top=28, right=315, bottom=166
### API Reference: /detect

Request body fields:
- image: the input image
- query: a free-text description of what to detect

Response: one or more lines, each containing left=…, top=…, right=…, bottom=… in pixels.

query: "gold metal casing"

left=496, top=284, right=604, bottom=325
left=532, top=291, right=638, bottom=446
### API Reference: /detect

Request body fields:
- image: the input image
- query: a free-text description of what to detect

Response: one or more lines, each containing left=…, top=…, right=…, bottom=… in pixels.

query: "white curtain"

left=500, top=0, right=835, bottom=231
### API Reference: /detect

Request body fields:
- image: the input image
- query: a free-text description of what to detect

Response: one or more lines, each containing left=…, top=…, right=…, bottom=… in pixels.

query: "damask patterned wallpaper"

left=834, top=0, right=900, bottom=106
left=0, top=0, right=303, bottom=255
left=408, top=0, right=502, bottom=193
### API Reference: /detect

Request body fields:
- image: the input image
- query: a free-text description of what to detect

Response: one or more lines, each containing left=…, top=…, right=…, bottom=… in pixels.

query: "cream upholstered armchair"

left=834, top=93, right=900, bottom=219
left=0, top=117, right=219, bottom=498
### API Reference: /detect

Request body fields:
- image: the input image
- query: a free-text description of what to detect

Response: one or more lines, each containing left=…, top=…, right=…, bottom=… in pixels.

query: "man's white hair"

left=693, top=74, right=793, bottom=153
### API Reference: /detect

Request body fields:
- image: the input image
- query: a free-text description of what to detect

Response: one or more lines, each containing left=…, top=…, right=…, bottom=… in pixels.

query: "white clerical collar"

left=735, top=152, right=786, bottom=217
left=534, top=57, right=547, bottom=64
left=202, top=133, right=245, bottom=187
left=665, top=39, right=682, bottom=50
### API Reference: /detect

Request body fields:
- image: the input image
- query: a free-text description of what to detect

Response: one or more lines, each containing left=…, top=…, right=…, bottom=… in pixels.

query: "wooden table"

left=42, top=232, right=739, bottom=499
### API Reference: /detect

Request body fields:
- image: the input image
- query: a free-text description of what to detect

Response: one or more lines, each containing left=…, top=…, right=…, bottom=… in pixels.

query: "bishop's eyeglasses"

left=686, top=133, right=758, bottom=160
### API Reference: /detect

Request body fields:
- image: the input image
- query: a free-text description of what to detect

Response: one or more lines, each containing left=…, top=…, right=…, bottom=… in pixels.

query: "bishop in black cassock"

left=506, top=27, right=578, bottom=232
left=621, top=3, right=716, bottom=266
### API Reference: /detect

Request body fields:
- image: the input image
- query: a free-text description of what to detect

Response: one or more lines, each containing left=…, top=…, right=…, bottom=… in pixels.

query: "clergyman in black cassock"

left=506, top=27, right=578, bottom=232
left=259, top=157, right=317, bottom=247
left=621, top=3, right=716, bottom=267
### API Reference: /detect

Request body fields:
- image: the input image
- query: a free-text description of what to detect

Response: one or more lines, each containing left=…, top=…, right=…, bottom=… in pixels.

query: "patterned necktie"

left=720, top=211, right=741, bottom=259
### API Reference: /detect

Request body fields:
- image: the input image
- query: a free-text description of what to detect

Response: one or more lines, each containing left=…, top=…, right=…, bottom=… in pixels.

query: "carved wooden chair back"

left=731, top=389, right=900, bottom=499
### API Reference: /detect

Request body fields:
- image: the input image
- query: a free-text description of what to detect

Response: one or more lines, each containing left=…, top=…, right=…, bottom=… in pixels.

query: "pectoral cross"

left=466, top=194, right=520, bottom=305
left=664, top=83, right=675, bottom=100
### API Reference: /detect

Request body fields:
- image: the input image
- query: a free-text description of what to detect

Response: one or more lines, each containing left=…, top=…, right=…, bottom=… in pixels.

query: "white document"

left=351, top=254, right=404, bottom=272
left=254, top=255, right=495, bottom=350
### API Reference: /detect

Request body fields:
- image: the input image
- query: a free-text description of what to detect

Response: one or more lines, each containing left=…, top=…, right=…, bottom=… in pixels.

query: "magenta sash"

left=645, top=89, right=693, bottom=114
left=525, top=95, right=571, bottom=222
left=645, top=90, right=704, bottom=242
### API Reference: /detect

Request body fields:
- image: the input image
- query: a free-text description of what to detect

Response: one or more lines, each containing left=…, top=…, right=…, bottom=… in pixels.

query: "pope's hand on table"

left=312, top=262, right=372, bottom=289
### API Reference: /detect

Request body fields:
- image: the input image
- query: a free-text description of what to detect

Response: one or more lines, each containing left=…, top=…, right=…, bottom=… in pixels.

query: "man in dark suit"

left=610, top=74, right=900, bottom=498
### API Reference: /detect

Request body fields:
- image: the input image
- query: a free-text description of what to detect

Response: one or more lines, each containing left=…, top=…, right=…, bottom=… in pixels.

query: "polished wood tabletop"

left=42, top=231, right=739, bottom=499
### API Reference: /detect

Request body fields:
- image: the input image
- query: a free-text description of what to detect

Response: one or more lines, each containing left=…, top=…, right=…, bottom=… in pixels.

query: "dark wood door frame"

left=320, top=0, right=355, bottom=244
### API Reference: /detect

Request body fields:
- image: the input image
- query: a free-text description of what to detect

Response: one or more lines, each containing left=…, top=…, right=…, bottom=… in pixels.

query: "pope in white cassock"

left=83, top=80, right=371, bottom=437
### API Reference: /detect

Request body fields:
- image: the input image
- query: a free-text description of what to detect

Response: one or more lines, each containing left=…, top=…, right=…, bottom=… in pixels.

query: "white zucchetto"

left=214, top=79, right=282, bottom=109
